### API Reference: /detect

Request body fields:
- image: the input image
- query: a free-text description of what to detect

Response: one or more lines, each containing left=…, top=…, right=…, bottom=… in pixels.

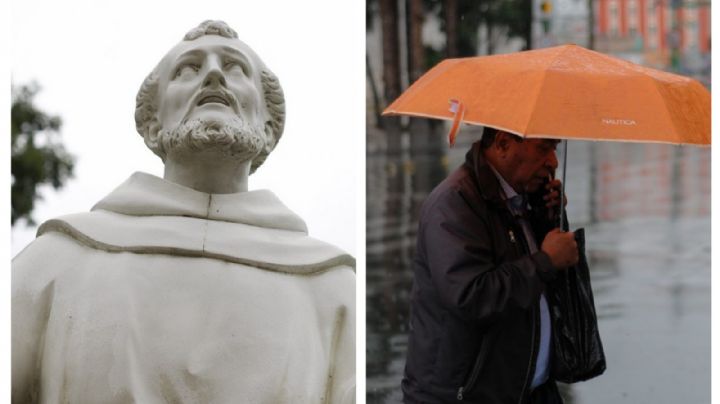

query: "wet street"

left=366, top=135, right=710, bottom=404
left=569, top=218, right=710, bottom=404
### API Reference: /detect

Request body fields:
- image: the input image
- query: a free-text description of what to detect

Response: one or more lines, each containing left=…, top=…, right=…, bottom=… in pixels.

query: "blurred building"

left=595, top=0, right=710, bottom=80
left=534, top=0, right=710, bottom=83
left=596, top=0, right=710, bottom=54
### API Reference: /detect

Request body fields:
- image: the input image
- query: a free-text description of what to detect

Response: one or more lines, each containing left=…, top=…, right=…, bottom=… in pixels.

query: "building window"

left=684, top=7, right=697, bottom=23
left=610, top=1, right=619, bottom=37
left=648, top=26, right=657, bottom=49
left=629, top=0, right=638, bottom=29
left=686, top=21, right=698, bottom=48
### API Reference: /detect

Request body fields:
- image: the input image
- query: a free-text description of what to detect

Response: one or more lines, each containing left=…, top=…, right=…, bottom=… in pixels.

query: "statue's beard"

left=157, top=117, right=266, bottom=162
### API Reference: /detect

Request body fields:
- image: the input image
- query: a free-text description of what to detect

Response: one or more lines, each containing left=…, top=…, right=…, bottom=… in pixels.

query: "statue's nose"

left=203, top=61, right=226, bottom=88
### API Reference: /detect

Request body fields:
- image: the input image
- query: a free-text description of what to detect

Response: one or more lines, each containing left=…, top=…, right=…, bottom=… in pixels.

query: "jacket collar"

left=463, top=142, right=507, bottom=209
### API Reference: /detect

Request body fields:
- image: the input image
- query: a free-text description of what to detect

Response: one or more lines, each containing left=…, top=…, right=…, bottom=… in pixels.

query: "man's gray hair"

left=134, top=20, right=285, bottom=173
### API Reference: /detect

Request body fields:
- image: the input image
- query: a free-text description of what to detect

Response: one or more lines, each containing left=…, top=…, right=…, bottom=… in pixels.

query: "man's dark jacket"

left=402, top=143, right=560, bottom=404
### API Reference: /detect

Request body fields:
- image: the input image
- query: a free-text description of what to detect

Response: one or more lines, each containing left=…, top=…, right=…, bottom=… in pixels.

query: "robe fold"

left=13, top=172, right=356, bottom=404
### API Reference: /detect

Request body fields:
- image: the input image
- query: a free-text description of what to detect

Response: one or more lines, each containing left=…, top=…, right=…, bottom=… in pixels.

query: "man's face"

left=156, top=35, right=265, bottom=133
left=501, top=134, right=559, bottom=193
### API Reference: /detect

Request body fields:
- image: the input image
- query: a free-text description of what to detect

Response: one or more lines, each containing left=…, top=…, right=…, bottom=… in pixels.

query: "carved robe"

left=13, top=172, right=355, bottom=404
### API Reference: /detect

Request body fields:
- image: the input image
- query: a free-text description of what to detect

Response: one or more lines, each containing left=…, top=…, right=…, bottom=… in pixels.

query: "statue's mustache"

left=181, top=89, right=239, bottom=124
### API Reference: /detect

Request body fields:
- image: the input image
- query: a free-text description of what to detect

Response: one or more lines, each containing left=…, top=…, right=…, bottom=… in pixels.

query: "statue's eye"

left=174, top=64, right=200, bottom=79
left=224, top=59, right=248, bottom=76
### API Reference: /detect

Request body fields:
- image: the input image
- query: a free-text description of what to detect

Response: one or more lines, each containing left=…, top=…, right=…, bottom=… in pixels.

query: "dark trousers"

left=529, top=380, right=564, bottom=404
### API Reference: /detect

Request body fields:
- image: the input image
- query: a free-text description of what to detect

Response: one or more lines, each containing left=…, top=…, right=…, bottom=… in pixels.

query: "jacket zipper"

left=512, top=219, right=541, bottom=404
left=456, top=339, right=487, bottom=401
left=456, top=217, right=540, bottom=404
left=457, top=214, right=518, bottom=401
left=518, top=306, right=539, bottom=404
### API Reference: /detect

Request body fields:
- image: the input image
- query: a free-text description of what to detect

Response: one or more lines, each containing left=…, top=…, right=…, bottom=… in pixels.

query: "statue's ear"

left=143, top=118, right=165, bottom=160
left=263, top=120, right=276, bottom=153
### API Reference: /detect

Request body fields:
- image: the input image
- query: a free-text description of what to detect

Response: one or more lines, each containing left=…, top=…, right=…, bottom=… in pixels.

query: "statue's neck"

left=163, top=154, right=251, bottom=194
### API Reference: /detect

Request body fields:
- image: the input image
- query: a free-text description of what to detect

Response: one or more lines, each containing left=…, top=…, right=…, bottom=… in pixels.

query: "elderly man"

left=13, top=20, right=355, bottom=404
left=402, top=128, right=578, bottom=404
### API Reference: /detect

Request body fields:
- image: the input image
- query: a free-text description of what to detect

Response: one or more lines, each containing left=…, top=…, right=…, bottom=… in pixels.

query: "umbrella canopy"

left=383, top=44, right=710, bottom=146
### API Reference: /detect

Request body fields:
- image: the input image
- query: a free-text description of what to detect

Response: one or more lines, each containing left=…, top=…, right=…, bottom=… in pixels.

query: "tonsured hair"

left=134, top=20, right=285, bottom=173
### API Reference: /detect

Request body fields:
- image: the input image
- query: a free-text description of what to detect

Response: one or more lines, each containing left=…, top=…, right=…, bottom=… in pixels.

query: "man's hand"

left=541, top=228, right=578, bottom=269
left=543, top=178, right=567, bottom=220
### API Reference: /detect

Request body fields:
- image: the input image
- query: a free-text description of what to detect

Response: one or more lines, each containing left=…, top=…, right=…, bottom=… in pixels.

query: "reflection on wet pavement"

left=567, top=218, right=710, bottom=404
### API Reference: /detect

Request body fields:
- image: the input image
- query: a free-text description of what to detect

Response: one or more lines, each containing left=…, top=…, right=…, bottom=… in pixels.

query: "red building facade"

left=595, top=0, right=710, bottom=69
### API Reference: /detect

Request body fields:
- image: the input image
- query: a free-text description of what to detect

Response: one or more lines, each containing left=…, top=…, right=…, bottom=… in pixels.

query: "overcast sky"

left=10, top=0, right=364, bottom=256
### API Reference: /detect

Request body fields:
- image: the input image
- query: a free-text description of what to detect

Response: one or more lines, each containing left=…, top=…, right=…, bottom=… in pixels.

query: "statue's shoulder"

left=14, top=225, right=84, bottom=260
left=12, top=221, right=96, bottom=290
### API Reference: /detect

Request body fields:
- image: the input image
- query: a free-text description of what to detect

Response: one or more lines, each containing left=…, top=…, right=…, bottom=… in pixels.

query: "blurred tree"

left=493, top=0, right=533, bottom=50
left=379, top=0, right=403, bottom=136
left=443, top=0, right=459, bottom=57
left=407, top=0, right=425, bottom=82
left=366, top=0, right=385, bottom=127
left=366, top=0, right=533, bottom=129
left=367, top=0, right=379, bottom=30
left=426, top=0, right=533, bottom=57
left=11, top=82, right=75, bottom=226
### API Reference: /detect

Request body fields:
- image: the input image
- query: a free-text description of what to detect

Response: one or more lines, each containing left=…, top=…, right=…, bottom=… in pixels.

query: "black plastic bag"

left=547, top=228, right=606, bottom=383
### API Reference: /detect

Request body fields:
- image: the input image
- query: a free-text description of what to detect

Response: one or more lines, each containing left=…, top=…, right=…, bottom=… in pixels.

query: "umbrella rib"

left=522, top=45, right=577, bottom=137
left=524, top=46, right=620, bottom=141
left=521, top=63, right=554, bottom=137
left=647, top=75, right=681, bottom=144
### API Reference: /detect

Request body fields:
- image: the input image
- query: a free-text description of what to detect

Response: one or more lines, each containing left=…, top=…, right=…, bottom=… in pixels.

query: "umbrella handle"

left=558, top=139, right=568, bottom=231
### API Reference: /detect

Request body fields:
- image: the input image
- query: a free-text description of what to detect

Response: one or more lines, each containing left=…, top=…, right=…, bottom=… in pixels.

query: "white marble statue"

left=12, top=20, right=355, bottom=404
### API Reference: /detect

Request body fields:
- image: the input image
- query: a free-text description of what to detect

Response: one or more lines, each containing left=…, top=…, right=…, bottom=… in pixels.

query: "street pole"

left=525, top=0, right=533, bottom=50
left=588, top=0, right=595, bottom=49
left=670, top=0, right=681, bottom=71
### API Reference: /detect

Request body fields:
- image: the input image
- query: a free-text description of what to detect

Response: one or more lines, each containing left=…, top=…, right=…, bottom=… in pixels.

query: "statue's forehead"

left=158, top=35, right=264, bottom=76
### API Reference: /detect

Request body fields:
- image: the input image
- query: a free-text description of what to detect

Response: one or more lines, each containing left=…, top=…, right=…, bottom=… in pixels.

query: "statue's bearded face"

left=154, top=35, right=268, bottom=161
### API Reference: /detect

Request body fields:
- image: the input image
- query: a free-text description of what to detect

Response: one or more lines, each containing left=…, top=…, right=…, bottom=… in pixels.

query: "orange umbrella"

left=383, top=44, right=710, bottom=147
